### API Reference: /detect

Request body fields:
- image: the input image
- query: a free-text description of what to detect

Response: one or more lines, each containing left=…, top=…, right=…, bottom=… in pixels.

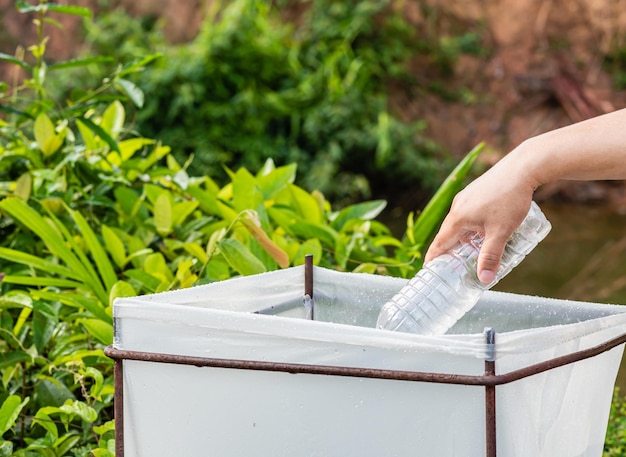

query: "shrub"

left=605, top=388, right=626, bottom=457
left=78, top=0, right=452, bottom=204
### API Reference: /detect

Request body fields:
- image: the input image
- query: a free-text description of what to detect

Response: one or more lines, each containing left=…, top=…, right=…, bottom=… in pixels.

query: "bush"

left=605, top=388, right=626, bottom=457
left=77, top=0, right=453, bottom=205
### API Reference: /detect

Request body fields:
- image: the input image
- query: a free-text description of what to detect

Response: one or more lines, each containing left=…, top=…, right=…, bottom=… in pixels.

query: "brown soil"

left=2, top=0, right=626, bottom=209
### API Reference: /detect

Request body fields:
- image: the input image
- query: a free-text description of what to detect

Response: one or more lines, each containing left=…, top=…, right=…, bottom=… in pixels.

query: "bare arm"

left=425, top=108, right=626, bottom=284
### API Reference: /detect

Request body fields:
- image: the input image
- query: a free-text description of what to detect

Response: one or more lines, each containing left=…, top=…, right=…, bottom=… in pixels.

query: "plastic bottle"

left=376, top=201, right=551, bottom=335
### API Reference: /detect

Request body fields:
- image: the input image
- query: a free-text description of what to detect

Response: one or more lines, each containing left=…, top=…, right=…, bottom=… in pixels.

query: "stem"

left=35, top=2, right=45, bottom=101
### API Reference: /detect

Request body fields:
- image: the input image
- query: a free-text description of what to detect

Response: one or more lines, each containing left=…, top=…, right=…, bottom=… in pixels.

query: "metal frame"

left=104, top=256, right=626, bottom=457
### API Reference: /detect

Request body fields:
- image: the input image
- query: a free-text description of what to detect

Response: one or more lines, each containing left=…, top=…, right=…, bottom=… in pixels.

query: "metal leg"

left=484, top=328, right=496, bottom=457
left=304, top=254, right=314, bottom=320
left=114, top=358, right=124, bottom=457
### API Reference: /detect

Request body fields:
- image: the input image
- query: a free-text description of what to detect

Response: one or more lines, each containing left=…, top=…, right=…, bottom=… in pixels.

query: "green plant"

left=604, top=46, right=626, bottom=91
left=109, top=0, right=451, bottom=204
left=605, top=388, right=626, bottom=456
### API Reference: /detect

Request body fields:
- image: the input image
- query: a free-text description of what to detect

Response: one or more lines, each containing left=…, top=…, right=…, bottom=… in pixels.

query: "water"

left=493, top=203, right=626, bottom=389
left=495, top=203, right=626, bottom=304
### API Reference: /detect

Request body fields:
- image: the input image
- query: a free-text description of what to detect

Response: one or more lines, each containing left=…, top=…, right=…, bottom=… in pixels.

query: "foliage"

left=0, top=2, right=482, bottom=454
left=74, top=0, right=458, bottom=205
left=604, top=45, right=626, bottom=91
left=605, top=388, right=626, bottom=457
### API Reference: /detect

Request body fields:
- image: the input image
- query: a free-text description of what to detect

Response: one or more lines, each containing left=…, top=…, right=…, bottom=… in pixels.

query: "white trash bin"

left=107, top=262, right=626, bottom=457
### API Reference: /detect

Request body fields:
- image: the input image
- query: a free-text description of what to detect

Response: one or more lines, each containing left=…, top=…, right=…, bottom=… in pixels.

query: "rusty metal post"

left=484, top=328, right=496, bottom=457
left=304, top=254, right=314, bottom=320
left=113, top=358, right=124, bottom=457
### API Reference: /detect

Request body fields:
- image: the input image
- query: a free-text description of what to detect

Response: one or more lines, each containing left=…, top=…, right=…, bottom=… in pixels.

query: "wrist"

left=496, top=138, right=545, bottom=194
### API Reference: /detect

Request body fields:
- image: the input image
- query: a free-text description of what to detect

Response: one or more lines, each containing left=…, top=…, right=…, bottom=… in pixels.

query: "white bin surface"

left=113, top=266, right=626, bottom=457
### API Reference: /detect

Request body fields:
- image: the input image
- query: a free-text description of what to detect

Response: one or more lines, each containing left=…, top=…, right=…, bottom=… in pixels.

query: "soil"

left=2, top=0, right=626, bottom=209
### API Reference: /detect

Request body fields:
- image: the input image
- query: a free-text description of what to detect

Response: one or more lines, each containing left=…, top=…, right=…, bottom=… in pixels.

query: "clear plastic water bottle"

left=376, top=201, right=552, bottom=335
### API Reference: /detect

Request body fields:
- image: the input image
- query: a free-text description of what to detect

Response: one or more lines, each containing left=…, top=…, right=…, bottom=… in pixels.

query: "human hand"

left=424, top=153, right=537, bottom=284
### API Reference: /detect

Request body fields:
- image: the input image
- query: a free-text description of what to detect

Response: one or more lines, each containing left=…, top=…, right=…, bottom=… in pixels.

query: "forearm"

left=508, top=108, right=626, bottom=187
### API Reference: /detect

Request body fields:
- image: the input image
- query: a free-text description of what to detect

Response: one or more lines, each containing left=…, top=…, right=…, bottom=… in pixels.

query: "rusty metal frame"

left=104, top=256, right=626, bottom=457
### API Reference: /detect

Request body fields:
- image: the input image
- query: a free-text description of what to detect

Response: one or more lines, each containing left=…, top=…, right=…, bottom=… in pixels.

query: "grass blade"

left=69, top=208, right=118, bottom=291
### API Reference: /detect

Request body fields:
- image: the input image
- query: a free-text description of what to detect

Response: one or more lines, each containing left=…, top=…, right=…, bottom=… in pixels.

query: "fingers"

left=425, top=215, right=514, bottom=285
left=475, top=234, right=508, bottom=284
left=424, top=217, right=466, bottom=263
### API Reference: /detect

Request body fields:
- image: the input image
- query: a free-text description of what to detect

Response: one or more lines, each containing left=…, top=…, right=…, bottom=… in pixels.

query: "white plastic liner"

left=114, top=266, right=626, bottom=457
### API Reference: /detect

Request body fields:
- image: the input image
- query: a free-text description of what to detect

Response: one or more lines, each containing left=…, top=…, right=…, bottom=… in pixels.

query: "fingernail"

left=478, top=269, right=496, bottom=284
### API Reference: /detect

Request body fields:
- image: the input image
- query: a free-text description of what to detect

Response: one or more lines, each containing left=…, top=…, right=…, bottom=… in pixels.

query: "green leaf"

left=256, top=163, right=297, bottom=199
left=14, top=172, right=31, bottom=200
left=67, top=208, right=117, bottom=289
left=294, top=239, right=322, bottom=266
left=76, top=117, right=98, bottom=151
left=55, top=432, right=81, bottom=455
left=0, top=440, right=13, bottom=456
left=109, top=281, right=136, bottom=307
left=117, top=53, right=162, bottom=78
left=48, top=56, right=114, bottom=71
left=118, top=138, right=155, bottom=161
left=93, top=420, right=115, bottom=436
left=34, top=113, right=55, bottom=144
left=114, top=187, right=142, bottom=216
left=154, top=193, right=173, bottom=236
left=102, top=225, right=126, bottom=268
left=16, top=1, right=91, bottom=16
left=232, top=168, right=262, bottom=212
left=186, top=185, right=225, bottom=217
left=183, top=242, right=208, bottom=264
left=331, top=200, right=387, bottom=231
left=115, top=78, right=145, bottom=108
left=91, top=449, right=114, bottom=457
left=47, top=4, right=92, bottom=16
left=412, top=142, right=484, bottom=251
left=34, top=113, right=64, bottom=157
left=53, top=349, right=105, bottom=366
left=172, top=200, right=199, bottom=227
left=33, top=301, right=58, bottom=354
left=0, top=247, right=77, bottom=280
left=71, top=401, right=98, bottom=422
left=217, top=238, right=267, bottom=276
left=0, top=291, right=32, bottom=310
left=35, top=379, right=75, bottom=409
left=101, top=101, right=125, bottom=140
left=286, top=184, right=322, bottom=223
left=82, top=367, right=104, bottom=399
left=32, top=291, right=110, bottom=323
left=0, top=199, right=93, bottom=285
left=57, top=207, right=113, bottom=298
left=32, top=411, right=57, bottom=439
left=143, top=253, right=174, bottom=283
left=124, top=269, right=162, bottom=293
left=0, top=395, right=29, bottom=435
left=77, top=117, right=121, bottom=154
left=1, top=275, right=82, bottom=289
left=78, top=319, right=113, bottom=345
left=291, top=220, right=339, bottom=248
left=0, top=352, right=32, bottom=370
left=0, top=52, right=30, bottom=70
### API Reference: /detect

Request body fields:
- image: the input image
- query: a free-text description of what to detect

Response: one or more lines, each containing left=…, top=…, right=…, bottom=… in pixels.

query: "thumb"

left=476, top=233, right=508, bottom=285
